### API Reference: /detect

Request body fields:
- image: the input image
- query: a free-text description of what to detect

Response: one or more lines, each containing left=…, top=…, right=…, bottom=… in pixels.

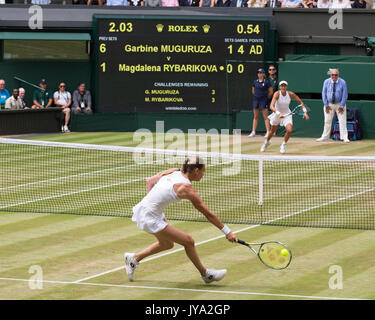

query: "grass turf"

left=0, top=132, right=374, bottom=300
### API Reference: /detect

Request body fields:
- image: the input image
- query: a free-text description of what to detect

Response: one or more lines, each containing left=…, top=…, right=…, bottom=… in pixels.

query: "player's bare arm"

left=270, top=91, right=279, bottom=113
left=145, top=168, right=179, bottom=192
left=289, top=91, right=309, bottom=120
left=268, top=86, right=274, bottom=100
left=174, top=183, right=237, bottom=242
left=288, top=91, right=304, bottom=106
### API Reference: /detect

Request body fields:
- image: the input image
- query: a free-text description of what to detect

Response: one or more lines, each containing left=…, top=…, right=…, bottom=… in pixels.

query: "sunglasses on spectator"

left=331, top=74, right=338, bottom=76
left=60, top=85, right=66, bottom=87
left=269, top=68, right=275, bottom=71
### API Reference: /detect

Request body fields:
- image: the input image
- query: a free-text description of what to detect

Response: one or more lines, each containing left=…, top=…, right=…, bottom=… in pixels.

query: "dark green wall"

left=71, top=113, right=233, bottom=133
left=278, top=55, right=375, bottom=95
left=235, top=99, right=375, bottom=138
left=0, top=60, right=91, bottom=105
left=70, top=98, right=375, bottom=138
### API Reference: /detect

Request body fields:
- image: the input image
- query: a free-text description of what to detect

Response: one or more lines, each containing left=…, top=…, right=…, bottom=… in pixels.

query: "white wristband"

left=221, top=225, right=231, bottom=235
left=276, top=111, right=280, bottom=116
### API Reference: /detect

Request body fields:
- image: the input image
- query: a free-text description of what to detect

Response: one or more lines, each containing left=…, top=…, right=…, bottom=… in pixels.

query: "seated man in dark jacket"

left=72, top=82, right=93, bottom=115
left=230, top=0, right=247, bottom=6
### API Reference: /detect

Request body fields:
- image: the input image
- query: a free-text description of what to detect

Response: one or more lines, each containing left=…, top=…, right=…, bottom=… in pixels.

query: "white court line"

left=0, top=176, right=146, bottom=210
left=73, top=186, right=375, bottom=284
left=0, top=158, right=169, bottom=192
left=0, top=163, right=139, bottom=191
left=0, top=277, right=365, bottom=300
left=0, top=159, right=235, bottom=211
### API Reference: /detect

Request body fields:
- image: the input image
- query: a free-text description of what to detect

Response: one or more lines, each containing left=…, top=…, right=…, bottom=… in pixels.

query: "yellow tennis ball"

left=281, top=249, right=288, bottom=256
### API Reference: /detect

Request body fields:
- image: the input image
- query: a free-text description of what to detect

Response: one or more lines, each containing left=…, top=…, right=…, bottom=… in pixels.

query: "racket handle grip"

left=237, top=239, right=247, bottom=245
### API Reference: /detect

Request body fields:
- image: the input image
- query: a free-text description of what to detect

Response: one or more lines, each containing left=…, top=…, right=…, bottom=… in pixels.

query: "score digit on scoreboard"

left=93, top=15, right=269, bottom=113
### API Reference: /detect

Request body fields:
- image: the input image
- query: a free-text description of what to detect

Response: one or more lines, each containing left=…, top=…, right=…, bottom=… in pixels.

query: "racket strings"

left=258, top=242, right=292, bottom=269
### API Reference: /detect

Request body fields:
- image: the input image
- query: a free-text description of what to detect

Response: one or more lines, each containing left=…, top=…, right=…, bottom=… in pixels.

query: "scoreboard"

left=93, top=15, right=272, bottom=113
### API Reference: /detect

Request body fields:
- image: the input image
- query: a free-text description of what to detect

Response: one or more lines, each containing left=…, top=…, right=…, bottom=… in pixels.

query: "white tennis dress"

left=132, top=170, right=191, bottom=234
left=269, top=90, right=293, bottom=127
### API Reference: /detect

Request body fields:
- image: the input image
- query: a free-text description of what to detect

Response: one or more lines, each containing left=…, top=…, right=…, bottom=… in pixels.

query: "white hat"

left=279, top=80, right=288, bottom=86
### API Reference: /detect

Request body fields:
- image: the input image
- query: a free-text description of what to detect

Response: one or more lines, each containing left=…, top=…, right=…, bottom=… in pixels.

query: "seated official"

left=19, top=88, right=29, bottom=109
left=5, top=88, right=23, bottom=110
left=32, top=79, right=53, bottom=109
left=53, top=82, right=71, bottom=133
left=0, top=79, right=10, bottom=109
left=72, top=82, right=93, bottom=115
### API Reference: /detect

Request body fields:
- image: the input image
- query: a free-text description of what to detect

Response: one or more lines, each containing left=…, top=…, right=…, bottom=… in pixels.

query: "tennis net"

left=1, top=138, right=374, bottom=230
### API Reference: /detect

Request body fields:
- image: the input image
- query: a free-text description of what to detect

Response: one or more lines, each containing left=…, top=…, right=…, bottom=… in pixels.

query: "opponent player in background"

left=260, top=80, right=309, bottom=154
left=125, top=157, right=238, bottom=283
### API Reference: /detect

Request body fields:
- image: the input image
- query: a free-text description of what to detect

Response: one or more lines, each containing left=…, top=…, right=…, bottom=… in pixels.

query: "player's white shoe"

left=260, top=140, right=270, bottom=152
left=343, top=138, right=350, bottom=143
left=63, top=125, right=70, bottom=133
left=248, top=131, right=256, bottom=137
left=124, top=252, right=139, bottom=281
left=280, top=142, right=286, bottom=154
left=201, top=269, right=227, bottom=284
left=316, top=137, right=329, bottom=142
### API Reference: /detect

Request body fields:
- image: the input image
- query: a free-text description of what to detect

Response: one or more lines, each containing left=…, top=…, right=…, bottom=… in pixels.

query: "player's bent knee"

left=163, top=241, right=174, bottom=250
left=184, top=235, right=195, bottom=247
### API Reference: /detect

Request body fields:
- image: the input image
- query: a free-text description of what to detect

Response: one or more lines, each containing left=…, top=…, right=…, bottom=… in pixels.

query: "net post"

left=259, top=157, right=263, bottom=206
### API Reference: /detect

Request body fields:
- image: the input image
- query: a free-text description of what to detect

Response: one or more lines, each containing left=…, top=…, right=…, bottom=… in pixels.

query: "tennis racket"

left=283, top=104, right=310, bottom=117
left=237, top=239, right=292, bottom=270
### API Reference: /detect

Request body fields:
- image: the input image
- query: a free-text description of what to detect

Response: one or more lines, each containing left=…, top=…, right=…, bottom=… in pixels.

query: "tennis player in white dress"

left=261, top=80, right=309, bottom=154
left=125, top=156, right=237, bottom=283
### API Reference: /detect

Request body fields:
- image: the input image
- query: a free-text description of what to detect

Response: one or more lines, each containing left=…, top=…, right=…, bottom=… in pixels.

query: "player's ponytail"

left=182, top=156, right=205, bottom=174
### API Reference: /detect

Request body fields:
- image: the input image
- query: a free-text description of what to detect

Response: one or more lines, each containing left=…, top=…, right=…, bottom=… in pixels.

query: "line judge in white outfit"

left=317, top=69, right=349, bottom=143
left=124, top=157, right=237, bottom=284
left=261, top=80, right=309, bottom=154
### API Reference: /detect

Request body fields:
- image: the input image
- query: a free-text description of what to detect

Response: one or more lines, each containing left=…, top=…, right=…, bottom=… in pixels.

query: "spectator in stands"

left=31, top=0, right=51, bottom=4
left=106, top=0, right=128, bottom=4
left=299, top=0, right=317, bottom=6
left=248, top=68, right=273, bottom=139
left=200, top=0, right=215, bottom=6
left=282, top=0, right=301, bottom=6
left=32, top=79, right=53, bottom=109
left=331, top=0, right=351, bottom=7
left=214, top=0, right=231, bottom=6
left=54, top=82, right=72, bottom=133
left=144, top=0, right=161, bottom=4
left=161, top=0, right=179, bottom=5
left=248, top=0, right=267, bottom=6
left=351, top=0, right=366, bottom=7
left=0, top=79, right=10, bottom=110
left=316, top=69, right=349, bottom=143
left=87, top=0, right=104, bottom=4
left=178, top=0, right=199, bottom=5
left=228, top=0, right=244, bottom=5
left=128, top=0, right=144, bottom=5
left=317, top=0, right=331, bottom=7
left=19, top=88, right=29, bottom=109
left=72, top=82, right=93, bottom=115
left=264, top=0, right=282, bottom=7
left=268, top=65, right=278, bottom=94
left=5, top=88, right=23, bottom=110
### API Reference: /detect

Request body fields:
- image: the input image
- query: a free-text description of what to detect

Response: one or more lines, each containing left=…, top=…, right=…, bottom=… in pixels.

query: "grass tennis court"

left=1, top=132, right=375, bottom=300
